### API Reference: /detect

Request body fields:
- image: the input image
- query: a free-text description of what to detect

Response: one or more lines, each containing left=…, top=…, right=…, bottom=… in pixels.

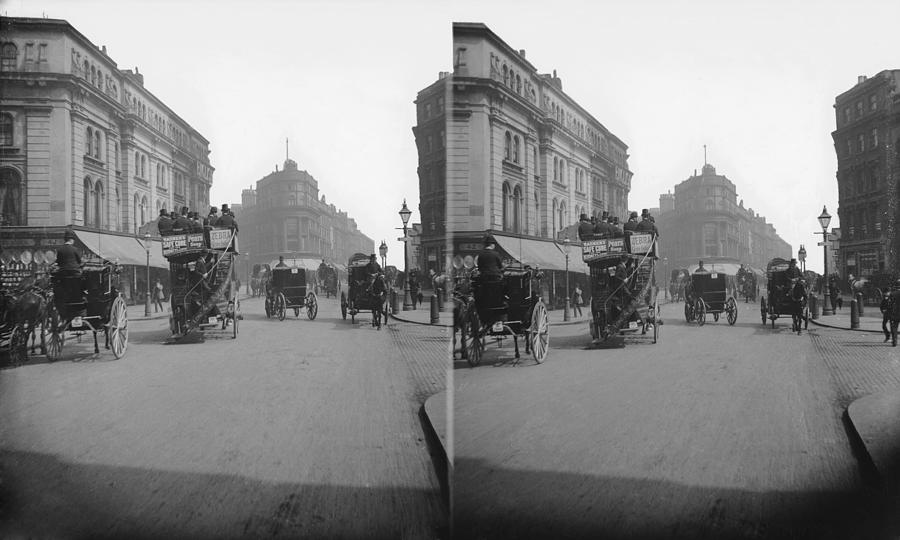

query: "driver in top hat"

left=55, top=229, right=83, bottom=277
left=476, top=234, right=504, bottom=281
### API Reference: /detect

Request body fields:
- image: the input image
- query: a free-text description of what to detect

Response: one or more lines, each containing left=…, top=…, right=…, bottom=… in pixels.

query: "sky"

left=4, top=0, right=898, bottom=271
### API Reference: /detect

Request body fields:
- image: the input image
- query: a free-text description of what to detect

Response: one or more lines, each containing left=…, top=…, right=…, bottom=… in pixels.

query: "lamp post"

left=817, top=206, right=833, bottom=316
left=379, top=240, right=387, bottom=272
left=563, top=238, right=571, bottom=321
left=399, top=200, right=412, bottom=311
left=798, top=245, right=806, bottom=274
left=143, top=232, right=151, bottom=317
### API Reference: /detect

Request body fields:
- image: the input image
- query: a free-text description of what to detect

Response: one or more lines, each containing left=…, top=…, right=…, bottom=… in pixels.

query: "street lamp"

left=798, top=245, right=806, bottom=274
left=554, top=238, right=571, bottom=321
left=399, top=200, right=412, bottom=311
left=143, top=232, right=151, bottom=317
left=817, top=206, right=833, bottom=316
left=379, top=240, right=387, bottom=271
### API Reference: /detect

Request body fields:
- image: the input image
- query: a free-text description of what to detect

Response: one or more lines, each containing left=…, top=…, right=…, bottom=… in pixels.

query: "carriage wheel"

left=696, top=300, right=706, bottom=326
left=306, top=292, right=318, bottom=320
left=108, top=295, right=128, bottom=359
left=530, top=301, right=550, bottom=364
left=760, top=297, right=767, bottom=325
left=44, top=304, right=64, bottom=362
left=465, top=310, right=483, bottom=367
left=726, top=297, right=738, bottom=326
left=276, top=293, right=287, bottom=321
left=340, top=292, right=347, bottom=320
left=9, top=325, right=27, bottom=366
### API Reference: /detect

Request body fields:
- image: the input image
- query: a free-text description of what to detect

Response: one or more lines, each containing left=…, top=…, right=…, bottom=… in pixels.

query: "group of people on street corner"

left=577, top=208, right=659, bottom=241
left=157, top=204, right=239, bottom=236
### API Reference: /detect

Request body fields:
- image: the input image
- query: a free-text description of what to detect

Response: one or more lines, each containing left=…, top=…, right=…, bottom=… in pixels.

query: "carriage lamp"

left=817, top=206, right=833, bottom=316
left=399, top=200, right=412, bottom=311
left=143, top=232, right=152, bottom=318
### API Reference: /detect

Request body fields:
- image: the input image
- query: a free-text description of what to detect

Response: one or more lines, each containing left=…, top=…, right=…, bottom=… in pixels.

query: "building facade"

left=413, top=22, right=632, bottom=276
left=832, top=70, right=900, bottom=278
left=655, top=163, right=792, bottom=273
left=234, top=157, right=374, bottom=273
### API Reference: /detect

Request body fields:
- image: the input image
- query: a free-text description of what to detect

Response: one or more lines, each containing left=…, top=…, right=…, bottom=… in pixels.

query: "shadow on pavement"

left=453, top=457, right=900, bottom=540
left=0, top=449, right=448, bottom=540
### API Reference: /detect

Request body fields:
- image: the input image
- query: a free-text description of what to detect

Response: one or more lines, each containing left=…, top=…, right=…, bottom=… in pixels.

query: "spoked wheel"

left=44, top=304, right=64, bottom=362
left=9, top=325, right=27, bottom=366
left=306, top=292, right=318, bottom=320
left=340, top=292, right=347, bottom=320
left=529, top=301, right=550, bottom=364
left=276, top=293, right=287, bottom=321
left=108, top=295, right=128, bottom=359
left=465, top=310, right=483, bottom=367
left=696, top=300, right=706, bottom=326
left=760, top=297, right=767, bottom=325
left=726, top=297, right=738, bottom=326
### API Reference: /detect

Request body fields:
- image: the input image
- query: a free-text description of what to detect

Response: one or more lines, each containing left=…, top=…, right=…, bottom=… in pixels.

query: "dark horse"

left=5, top=275, right=50, bottom=359
left=788, top=278, right=808, bottom=335
left=366, top=273, right=388, bottom=330
left=451, top=269, right=474, bottom=359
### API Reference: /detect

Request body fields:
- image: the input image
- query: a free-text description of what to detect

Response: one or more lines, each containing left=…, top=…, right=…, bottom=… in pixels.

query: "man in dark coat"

left=275, top=256, right=288, bottom=268
left=694, top=260, right=709, bottom=274
left=365, top=254, right=382, bottom=275
left=577, top=213, right=594, bottom=240
left=635, top=209, right=658, bottom=237
left=476, top=234, right=504, bottom=281
left=157, top=209, right=173, bottom=236
left=594, top=211, right=611, bottom=237
left=608, top=216, right=623, bottom=238
left=623, top=211, right=639, bottom=233
left=173, top=208, right=192, bottom=233
left=205, top=207, right=219, bottom=228
left=218, top=209, right=237, bottom=232
left=55, top=229, right=83, bottom=277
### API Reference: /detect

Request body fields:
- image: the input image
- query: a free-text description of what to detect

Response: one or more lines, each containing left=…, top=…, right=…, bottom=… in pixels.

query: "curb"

left=389, top=311, right=453, bottom=327
left=808, top=318, right=883, bottom=334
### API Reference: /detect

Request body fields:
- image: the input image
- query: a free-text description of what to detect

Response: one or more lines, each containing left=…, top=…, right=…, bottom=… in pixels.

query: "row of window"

left=842, top=206, right=883, bottom=241
left=422, top=95, right=445, bottom=120
left=501, top=63, right=537, bottom=103
left=841, top=94, right=879, bottom=126
left=842, top=128, right=881, bottom=156
left=0, top=113, right=12, bottom=146
left=839, top=166, right=881, bottom=198
left=0, top=41, right=48, bottom=70
left=85, top=126, right=104, bottom=161
left=504, top=131, right=521, bottom=164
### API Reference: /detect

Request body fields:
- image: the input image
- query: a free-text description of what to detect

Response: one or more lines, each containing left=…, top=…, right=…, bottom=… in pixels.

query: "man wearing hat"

left=623, top=211, right=639, bottom=233
left=881, top=279, right=900, bottom=345
left=476, top=233, right=504, bottom=282
left=205, top=206, right=219, bottom=228
left=365, top=253, right=382, bottom=275
left=594, top=211, right=611, bottom=237
left=577, top=213, right=594, bottom=240
left=635, top=209, right=658, bottom=236
left=55, top=229, right=83, bottom=277
left=157, top=208, right=173, bottom=236
left=218, top=205, right=238, bottom=232
left=173, top=207, right=192, bottom=233
left=694, top=260, right=709, bottom=274
left=608, top=216, right=623, bottom=238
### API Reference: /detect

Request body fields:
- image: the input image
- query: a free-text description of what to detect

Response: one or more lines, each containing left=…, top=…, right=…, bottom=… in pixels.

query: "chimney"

left=101, top=45, right=107, bottom=54
left=858, top=75, right=867, bottom=84
left=519, top=49, right=526, bottom=58
left=438, top=71, right=449, bottom=79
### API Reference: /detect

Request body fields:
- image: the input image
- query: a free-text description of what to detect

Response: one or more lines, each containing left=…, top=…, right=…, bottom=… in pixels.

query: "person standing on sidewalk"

left=572, top=285, right=583, bottom=317
left=153, top=279, right=165, bottom=313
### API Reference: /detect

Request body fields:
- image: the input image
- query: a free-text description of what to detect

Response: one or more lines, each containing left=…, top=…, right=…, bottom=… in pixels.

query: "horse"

left=5, top=276, right=51, bottom=359
left=451, top=270, right=474, bottom=359
left=788, top=278, right=808, bottom=334
left=366, top=273, right=388, bottom=330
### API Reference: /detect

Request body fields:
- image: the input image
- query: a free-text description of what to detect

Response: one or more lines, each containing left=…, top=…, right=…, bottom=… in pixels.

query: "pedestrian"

left=573, top=284, right=583, bottom=317
left=154, top=279, right=165, bottom=312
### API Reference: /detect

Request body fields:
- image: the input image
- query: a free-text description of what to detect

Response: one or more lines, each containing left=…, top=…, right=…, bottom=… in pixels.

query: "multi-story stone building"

left=832, top=70, right=900, bottom=278
left=234, top=157, right=373, bottom=275
left=413, top=22, right=632, bottom=280
left=655, top=162, right=792, bottom=274
left=0, top=16, right=212, bottom=297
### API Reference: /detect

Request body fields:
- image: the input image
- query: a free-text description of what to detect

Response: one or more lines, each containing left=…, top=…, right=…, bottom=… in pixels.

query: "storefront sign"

left=582, top=239, right=609, bottom=262
left=208, top=229, right=233, bottom=250
left=161, top=233, right=205, bottom=257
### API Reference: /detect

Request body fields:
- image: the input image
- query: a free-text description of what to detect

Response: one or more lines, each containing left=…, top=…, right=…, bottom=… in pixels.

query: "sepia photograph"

left=1, top=0, right=899, bottom=538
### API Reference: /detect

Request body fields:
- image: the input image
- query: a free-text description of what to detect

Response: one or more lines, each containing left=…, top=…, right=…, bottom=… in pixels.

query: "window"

left=141, top=155, right=146, bottom=177
left=0, top=43, right=16, bottom=70
left=114, top=142, right=120, bottom=171
left=0, top=167, right=23, bottom=225
left=504, top=131, right=511, bottom=161
left=869, top=94, right=877, bottom=111
left=553, top=157, right=558, bottom=181
left=0, top=113, right=12, bottom=145
left=516, top=74, right=521, bottom=94
left=424, top=103, right=432, bottom=118
left=560, top=160, right=566, bottom=184
left=86, top=127, right=93, bottom=156
left=94, top=181, right=104, bottom=228
left=872, top=128, right=879, bottom=147
left=141, top=196, right=148, bottom=225
left=513, top=136, right=520, bottom=163
left=286, top=217, right=300, bottom=251
left=94, top=129, right=101, bottom=159
left=858, top=133, right=865, bottom=152
left=513, top=185, right=523, bottom=233
left=502, top=182, right=511, bottom=231
left=856, top=101, right=863, bottom=117
left=83, top=177, right=93, bottom=226
left=846, top=140, right=852, bottom=157
left=454, top=47, right=466, bottom=68
left=558, top=201, right=566, bottom=231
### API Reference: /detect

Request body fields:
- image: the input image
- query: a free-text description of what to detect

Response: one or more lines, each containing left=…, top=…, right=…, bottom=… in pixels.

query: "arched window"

left=83, top=177, right=93, bottom=226
left=0, top=167, right=23, bottom=225
left=94, top=129, right=101, bottom=159
left=560, top=160, right=566, bottom=184
left=504, top=131, right=511, bottom=161
left=553, top=157, right=558, bottom=181
left=0, top=113, right=12, bottom=146
left=559, top=201, right=566, bottom=231
left=502, top=182, right=511, bottom=231
left=0, top=43, right=17, bottom=71
left=135, top=152, right=140, bottom=176
left=94, top=181, right=104, bottom=228
left=141, top=195, right=148, bottom=225
left=513, top=185, right=523, bottom=233
left=513, top=136, right=520, bottom=163
left=141, top=155, right=146, bottom=177
left=86, top=127, right=93, bottom=156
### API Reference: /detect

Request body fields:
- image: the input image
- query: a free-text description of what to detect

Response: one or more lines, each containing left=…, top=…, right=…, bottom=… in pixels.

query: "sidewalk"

left=389, top=301, right=592, bottom=328
left=808, top=309, right=885, bottom=333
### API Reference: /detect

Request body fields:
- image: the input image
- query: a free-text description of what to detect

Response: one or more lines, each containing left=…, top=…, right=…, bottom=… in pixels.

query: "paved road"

left=452, top=302, right=900, bottom=539
left=0, top=295, right=448, bottom=539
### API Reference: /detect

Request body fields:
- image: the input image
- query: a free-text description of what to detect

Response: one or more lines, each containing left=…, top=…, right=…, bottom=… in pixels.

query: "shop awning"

left=493, top=234, right=588, bottom=273
left=268, top=258, right=323, bottom=272
left=75, top=231, right=168, bottom=269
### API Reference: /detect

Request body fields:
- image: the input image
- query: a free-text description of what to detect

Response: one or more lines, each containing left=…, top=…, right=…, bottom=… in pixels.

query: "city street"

left=451, top=301, right=900, bottom=539
left=0, top=295, right=448, bottom=539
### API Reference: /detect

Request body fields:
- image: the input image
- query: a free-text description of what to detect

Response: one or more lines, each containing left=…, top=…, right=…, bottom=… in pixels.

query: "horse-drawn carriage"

left=583, top=233, right=660, bottom=345
left=250, top=264, right=269, bottom=298
left=164, top=227, right=241, bottom=339
left=460, top=262, right=549, bottom=366
left=736, top=268, right=758, bottom=303
left=340, top=253, right=389, bottom=328
left=41, top=264, right=129, bottom=360
left=683, top=272, right=738, bottom=326
left=316, top=262, right=339, bottom=299
left=265, top=266, right=318, bottom=321
left=760, top=258, right=808, bottom=334
left=669, top=268, right=690, bottom=303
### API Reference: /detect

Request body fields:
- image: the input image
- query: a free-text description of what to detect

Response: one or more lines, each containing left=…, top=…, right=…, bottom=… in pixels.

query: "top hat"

left=209, top=206, right=218, bottom=214
left=629, top=211, right=638, bottom=219
left=601, top=210, right=609, bottom=219
left=63, top=229, right=76, bottom=241
left=641, top=209, right=650, bottom=217
left=221, top=204, right=229, bottom=211
left=159, top=208, right=168, bottom=216
left=580, top=213, right=588, bottom=221
left=483, top=234, right=496, bottom=246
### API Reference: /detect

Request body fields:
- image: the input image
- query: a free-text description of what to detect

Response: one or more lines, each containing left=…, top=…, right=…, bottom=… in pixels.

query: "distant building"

left=655, top=162, right=792, bottom=274
left=831, top=70, right=900, bottom=278
left=0, top=16, right=212, bottom=299
left=234, top=156, right=374, bottom=275
left=413, top=22, right=632, bottom=281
